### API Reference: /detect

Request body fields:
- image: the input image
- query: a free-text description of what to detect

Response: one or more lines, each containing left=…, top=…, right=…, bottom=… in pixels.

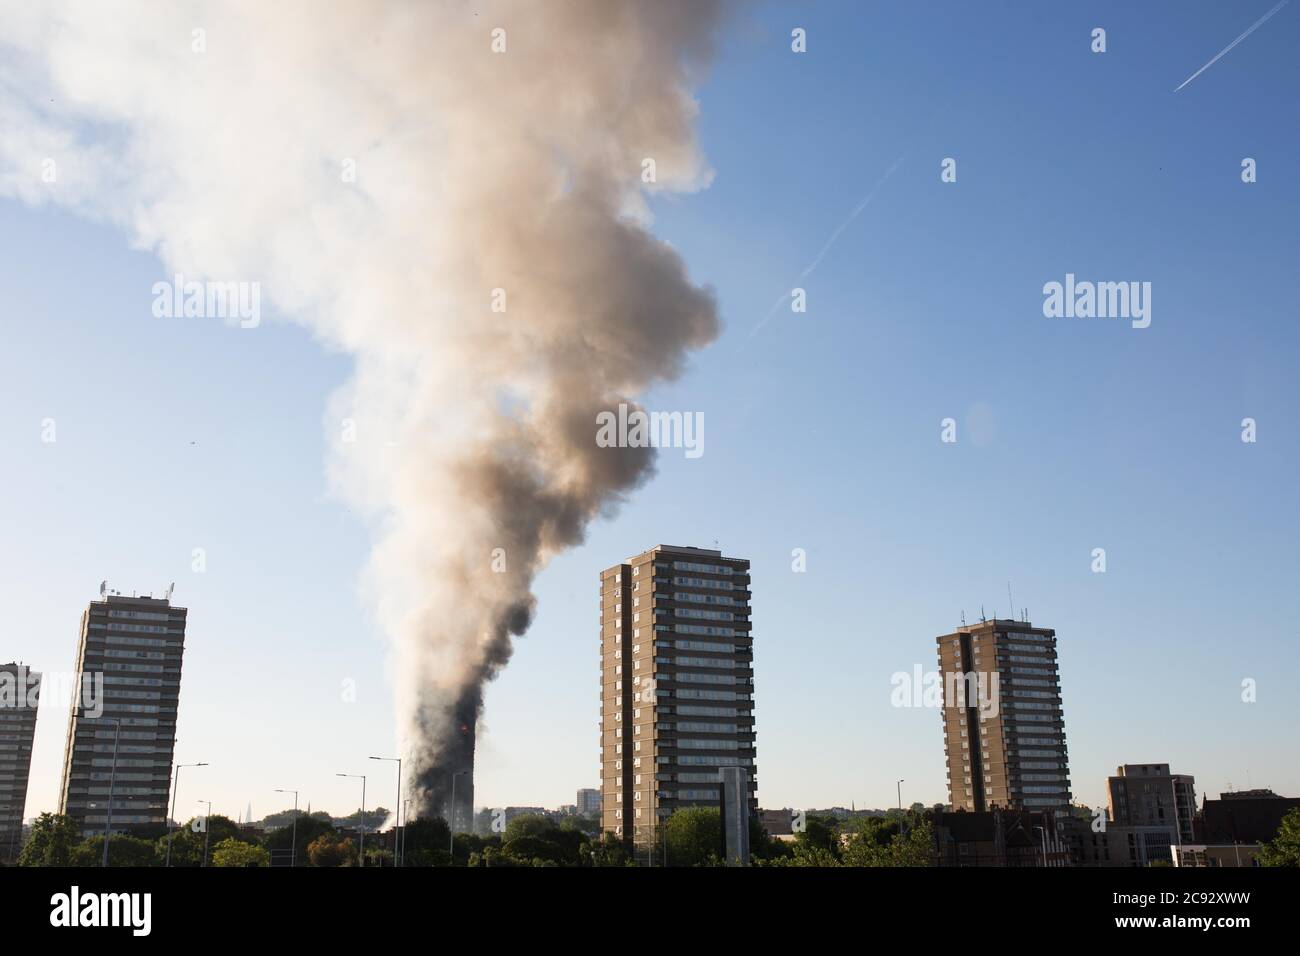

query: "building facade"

left=576, top=788, right=601, bottom=816
left=0, top=663, right=41, bottom=861
left=59, top=591, right=187, bottom=836
left=1107, top=763, right=1196, bottom=844
left=600, top=545, right=757, bottom=848
left=937, top=618, right=1071, bottom=813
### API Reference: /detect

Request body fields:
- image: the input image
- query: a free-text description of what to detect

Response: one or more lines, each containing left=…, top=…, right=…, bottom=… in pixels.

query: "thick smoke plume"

left=0, top=1, right=723, bottom=815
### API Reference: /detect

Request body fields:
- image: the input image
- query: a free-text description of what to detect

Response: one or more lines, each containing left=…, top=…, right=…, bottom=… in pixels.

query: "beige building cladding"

left=937, top=618, right=1071, bottom=813
left=600, top=545, right=757, bottom=845
left=59, top=592, right=187, bottom=836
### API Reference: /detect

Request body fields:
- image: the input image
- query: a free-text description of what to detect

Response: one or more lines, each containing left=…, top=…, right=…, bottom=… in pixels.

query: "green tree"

left=663, top=807, right=723, bottom=867
left=307, top=834, right=354, bottom=867
left=756, top=842, right=841, bottom=867
left=265, top=813, right=335, bottom=865
left=794, top=814, right=841, bottom=859
left=501, top=834, right=567, bottom=865
left=1259, top=807, right=1300, bottom=867
left=584, top=833, right=633, bottom=867
left=17, top=813, right=79, bottom=867
left=162, top=814, right=255, bottom=867
left=70, top=835, right=157, bottom=867
left=335, top=806, right=389, bottom=834
left=503, top=814, right=553, bottom=843
left=211, top=838, right=270, bottom=867
left=842, top=818, right=934, bottom=867
left=401, top=817, right=451, bottom=866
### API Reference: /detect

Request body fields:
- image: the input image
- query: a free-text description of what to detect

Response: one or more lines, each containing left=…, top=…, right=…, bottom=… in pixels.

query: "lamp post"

left=369, top=756, right=402, bottom=868
left=449, top=770, right=468, bottom=856
left=337, top=773, right=366, bottom=866
left=897, top=778, right=905, bottom=838
left=1033, top=825, right=1049, bottom=867
left=166, top=762, right=208, bottom=867
left=197, top=800, right=213, bottom=867
left=274, top=789, right=299, bottom=867
left=101, top=717, right=121, bottom=867
left=402, top=797, right=411, bottom=866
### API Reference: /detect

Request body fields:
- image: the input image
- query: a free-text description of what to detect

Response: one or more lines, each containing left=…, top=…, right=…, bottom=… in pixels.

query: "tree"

left=335, top=806, right=389, bottom=834
left=70, top=835, right=158, bottom=867
left=307, top=834, right=355, bottom=867
left=841, top=818, right=934, bottom=867
left=265, top=814, right=335, bottom=865
left=1259, top=807, right=1300, bottom=867
left=584, top=833, right=632, bottom=867
left=211, top=838, right=270, bottom=867
left=794, top=814, right=841, bottom=859
left=664, top=807, right=723, bottom=867
left=503, top=814, right=553, bottom=843
left=17, top=813, right=78, bottom=867
left=400, top=817, right=451, bottom=866
left=162, top=814, right=256, bottom=867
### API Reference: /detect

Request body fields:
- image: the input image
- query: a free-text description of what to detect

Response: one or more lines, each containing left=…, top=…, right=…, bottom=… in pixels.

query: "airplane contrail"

left=746, top=154, right=906, bottom=342
left=1174, top=0, right=1289, bottom=92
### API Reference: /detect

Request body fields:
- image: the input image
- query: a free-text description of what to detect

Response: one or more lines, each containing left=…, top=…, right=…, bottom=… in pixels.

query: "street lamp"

left=402, top=797, right=411, bottom=866
left=274, top=789, right=299, bottom=867
left=100, top=717, right=121, bottom=868
left=449, top=770, right=469, bottom=856
left=369, top=756, right=402, bottom=868
left=897, top=779, right=905, bottom=838
left=197, top=800, right=213, bottom=867
left=166, top=762, right=208, bottom=867
left=337, top=773, right=367, bottom=866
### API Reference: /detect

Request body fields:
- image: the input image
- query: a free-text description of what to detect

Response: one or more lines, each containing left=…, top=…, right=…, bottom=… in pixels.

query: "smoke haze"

left=0, top=1, right=723, bottom=814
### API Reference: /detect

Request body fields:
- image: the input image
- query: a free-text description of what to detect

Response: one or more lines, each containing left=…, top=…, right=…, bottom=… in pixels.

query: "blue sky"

left=4, top=0, right=1298, bottom=821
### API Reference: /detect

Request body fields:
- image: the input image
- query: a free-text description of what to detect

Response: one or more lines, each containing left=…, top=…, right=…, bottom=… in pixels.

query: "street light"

left=166, top=762, right=208, bottom=867
left=100, top=717, right=121, bottom=868
left=369, top=756, right=402, bottom=868
left=337, top=773, right=367, bottom=867
left=197, top=800, right=213, bottom=867
left=402, top=797, right=411, bottom=866
left=897, top=779, right=905, bottom=838
left=274, top=789, right=299, bottom=867
left=449, top=770, right=469, bottom=856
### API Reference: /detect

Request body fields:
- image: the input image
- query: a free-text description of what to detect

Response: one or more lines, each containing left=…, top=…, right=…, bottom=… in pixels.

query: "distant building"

left=600, top=545, right=757, bottom=850
left=931, top=808, right=1070, bottom=867
left=1106, top=823, right=1178, bottom=866
left=936, top=618, right=1071, bottom=813
left=759, top=808, right=794, bottom=839
left=0, top=663, right=41, bottom=861
left=1173, top=843, right=1260, bottom=867
left=576, top=788, right=601, bottom=816
left=1107, top=764, right=1196, bottom=844
left=58, top=591, right=188, bottom=836
left=1198, top=789, right=1300, bottom=846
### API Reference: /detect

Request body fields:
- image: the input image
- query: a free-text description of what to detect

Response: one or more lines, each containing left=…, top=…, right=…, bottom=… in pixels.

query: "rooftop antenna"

left=960, top=610, right=966, bottom=627
left=99, top=580, right=107, bottom=598
left=1007, top=582, right=1014, bottom=620
left=164, top=582, right=175, bottom=602
left=979, top=604, right=986, bottom=623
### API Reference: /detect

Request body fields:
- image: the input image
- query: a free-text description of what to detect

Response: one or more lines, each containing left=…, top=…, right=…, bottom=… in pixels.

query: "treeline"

left=6, top=806, right=941, bottom=867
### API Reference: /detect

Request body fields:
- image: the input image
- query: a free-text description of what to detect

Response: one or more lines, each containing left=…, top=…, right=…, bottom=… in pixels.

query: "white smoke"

left=0, top=1, right=723, bottom=797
